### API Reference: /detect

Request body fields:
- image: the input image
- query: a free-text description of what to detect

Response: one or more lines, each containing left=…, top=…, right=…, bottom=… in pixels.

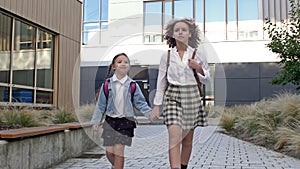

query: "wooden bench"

left=0, top=122, right=92, bottom=139
left=57, top=122, right=92, bottom=129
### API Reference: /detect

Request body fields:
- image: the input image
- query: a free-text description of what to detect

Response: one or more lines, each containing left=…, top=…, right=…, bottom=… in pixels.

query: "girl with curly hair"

left=150, top=18, right=210, bottom=169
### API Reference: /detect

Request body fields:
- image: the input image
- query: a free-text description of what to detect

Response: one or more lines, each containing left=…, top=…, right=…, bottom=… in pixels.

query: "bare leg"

left=167, top=125, right=182, bottom=168
left=105, top=146, right=115, bottom=166
left=113, top=144, right=125, bottom=169
left=181, top=130, right=194, bottom=166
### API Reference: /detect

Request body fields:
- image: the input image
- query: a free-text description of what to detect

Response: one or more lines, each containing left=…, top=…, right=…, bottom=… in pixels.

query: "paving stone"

left=49, top=125, right=300, bottom=169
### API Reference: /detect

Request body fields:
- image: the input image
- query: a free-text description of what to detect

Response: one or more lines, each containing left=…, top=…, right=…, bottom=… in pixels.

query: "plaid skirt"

left=163, top=84, right=207, bottom=130
left=101, top=116, right=136, bottom=146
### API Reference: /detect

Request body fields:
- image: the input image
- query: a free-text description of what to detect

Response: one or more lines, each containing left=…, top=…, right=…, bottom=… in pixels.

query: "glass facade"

left=143, top=0, right=287, bottom=42
left=143, top=0, right=289, bottom=102
left=82, top=0, right=108, bottom=45
left=0, top=12, right=54, bottom=105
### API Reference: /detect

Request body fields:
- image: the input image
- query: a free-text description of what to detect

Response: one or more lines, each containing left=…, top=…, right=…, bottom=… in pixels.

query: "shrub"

left=0, top=108, right=38, bottom=127
left=54, top=109, right=77, bottom=124
left=220, top=113, right=235, bottom=132
left=216, top=92, right=300, bottom=158
left=18, top=111, right=38, bottom=127
left=75, top=103, right=95, bottom=122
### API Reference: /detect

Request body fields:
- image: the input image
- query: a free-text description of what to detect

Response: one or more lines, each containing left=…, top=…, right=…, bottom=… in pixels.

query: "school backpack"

left=103, top=79, right=136, bottom=102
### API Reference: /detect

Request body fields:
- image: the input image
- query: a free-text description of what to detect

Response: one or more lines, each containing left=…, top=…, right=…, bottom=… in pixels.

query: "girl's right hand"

left=150, top=105, right=161, bottom=121
left=92, top=124, right=99, bottom=131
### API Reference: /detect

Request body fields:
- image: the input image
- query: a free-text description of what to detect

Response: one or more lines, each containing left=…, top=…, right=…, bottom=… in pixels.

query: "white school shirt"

left=153, top=46, right=210, bottom=105
left=110, top=74, right=128, bottom=117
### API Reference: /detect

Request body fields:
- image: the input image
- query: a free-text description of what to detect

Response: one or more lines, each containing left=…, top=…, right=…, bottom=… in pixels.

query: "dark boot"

left=181, top=164, right=188, bottom=169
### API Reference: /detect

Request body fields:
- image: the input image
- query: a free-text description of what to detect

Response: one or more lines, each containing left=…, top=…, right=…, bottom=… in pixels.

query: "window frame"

left=0, top=10, right=56, bottom=107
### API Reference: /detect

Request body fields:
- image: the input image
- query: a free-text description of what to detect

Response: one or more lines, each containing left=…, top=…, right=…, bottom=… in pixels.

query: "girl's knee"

left=113, top=144, right=125, bottom=156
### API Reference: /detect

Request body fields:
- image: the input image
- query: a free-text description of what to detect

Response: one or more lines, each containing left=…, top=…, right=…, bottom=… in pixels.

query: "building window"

left=13, top=20, right=36, bottom=86
left=0, top=13, right=11, bottom=84
left=205, top=0, right=226, bottom=41
left=0, top=11, right=55, bottom=106
left=174, top=0, right=193, bottom=19
left=144, top=1, right=163, bottom=43
left=237, top=0, right=260, bottom=40
left=82, top=0, right=108, bottom=45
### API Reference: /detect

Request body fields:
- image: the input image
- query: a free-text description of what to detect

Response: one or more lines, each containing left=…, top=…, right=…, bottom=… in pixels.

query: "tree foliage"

left=264, top=0, right=300, bottom=90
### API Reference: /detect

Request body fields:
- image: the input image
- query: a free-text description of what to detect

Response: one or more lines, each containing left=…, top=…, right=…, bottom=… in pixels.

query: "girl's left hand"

left=188, top=58, right=204, bottom=75
left=188, top=58, right=201, bottom=70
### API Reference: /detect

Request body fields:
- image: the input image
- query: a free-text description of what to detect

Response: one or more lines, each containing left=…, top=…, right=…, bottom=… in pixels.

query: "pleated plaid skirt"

left=163, top=84, right=207, bottom=130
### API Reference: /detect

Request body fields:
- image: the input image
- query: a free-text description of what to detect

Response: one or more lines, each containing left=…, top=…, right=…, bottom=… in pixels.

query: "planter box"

left=0, top=123, right=101, bottom=169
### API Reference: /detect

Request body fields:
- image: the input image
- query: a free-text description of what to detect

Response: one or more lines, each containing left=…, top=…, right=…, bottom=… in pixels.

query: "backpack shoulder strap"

left=191, top=48, right=197, bottom=59
left=167, top=50, right=170, bottom=70
left=103, top=79, right=110, bottom=99
left=166, top=50, right=170, bottom=78
left=104, top=78, right=136, bottom=102
left=191, top=49, right=204, bottom=97
left=129, top=81, right=136, bottom=102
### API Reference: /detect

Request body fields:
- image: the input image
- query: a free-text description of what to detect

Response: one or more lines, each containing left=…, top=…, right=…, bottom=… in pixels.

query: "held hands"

left=92, top=124, right=99, bottom=131
left=150, top=105, right=161, bottom=121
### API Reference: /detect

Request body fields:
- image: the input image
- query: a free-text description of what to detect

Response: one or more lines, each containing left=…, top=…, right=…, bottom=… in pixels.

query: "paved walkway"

left=50, top=125, right=300, bottom=169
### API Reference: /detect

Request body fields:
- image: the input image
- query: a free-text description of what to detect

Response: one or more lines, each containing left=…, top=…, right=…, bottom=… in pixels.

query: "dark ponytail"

left=105, top=64, right=113, bottom=79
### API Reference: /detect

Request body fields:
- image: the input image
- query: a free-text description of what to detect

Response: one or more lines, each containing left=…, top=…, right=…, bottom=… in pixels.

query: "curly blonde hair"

left=164, top=18, right=201, bottom=48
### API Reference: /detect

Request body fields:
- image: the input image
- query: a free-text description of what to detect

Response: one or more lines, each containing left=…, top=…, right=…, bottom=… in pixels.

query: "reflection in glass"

left=83, top=0, right=108, bottom=45
left=1, top=12, right=54, bottom=105
left=164, top=1, right=172, bottom=25
left=101, top=22, right=108, bottom=29
left=13, top=20, right=35, bottom=86
left=101, top=0, right=108, bottom=20
left=83, top=0, right=100, bottom=21
left=83, top=23, right=100, bottom=44
left=227, top=0, right=237, bottom=40
left=84, top=22, right=100, bottom=31
left=238, top=0, right=260, bottom=40
left=195, top=0, right=204, bottom=31
left=11, top=88, right=33, bottom=103
left=83, top=32, right=89, bottom=44
left=205, top=0, right=226, bottom=41
left=1, top=87, right=9, bottom=102
left=37, top=29, right=53, bottom=89
left=0, top=13, right=11, bottom=83
left=174, top=0, right=193, bottom=19
left=238, top=0, right=258, bottom=21
left=36, top=90, right=53, bottom=104
left=144, top=1, right=163, bottom=43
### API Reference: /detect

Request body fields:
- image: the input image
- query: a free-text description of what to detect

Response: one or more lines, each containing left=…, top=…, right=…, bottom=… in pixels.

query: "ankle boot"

left=181, top=164, right=188, bottom=169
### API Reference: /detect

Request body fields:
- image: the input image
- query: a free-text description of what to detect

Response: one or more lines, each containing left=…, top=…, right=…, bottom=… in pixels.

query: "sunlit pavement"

left=50, top=125, right=300, bottom=169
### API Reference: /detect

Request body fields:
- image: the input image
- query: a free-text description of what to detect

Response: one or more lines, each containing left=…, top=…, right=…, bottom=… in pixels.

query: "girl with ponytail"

left=91, top=53, right=152, bottom=169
